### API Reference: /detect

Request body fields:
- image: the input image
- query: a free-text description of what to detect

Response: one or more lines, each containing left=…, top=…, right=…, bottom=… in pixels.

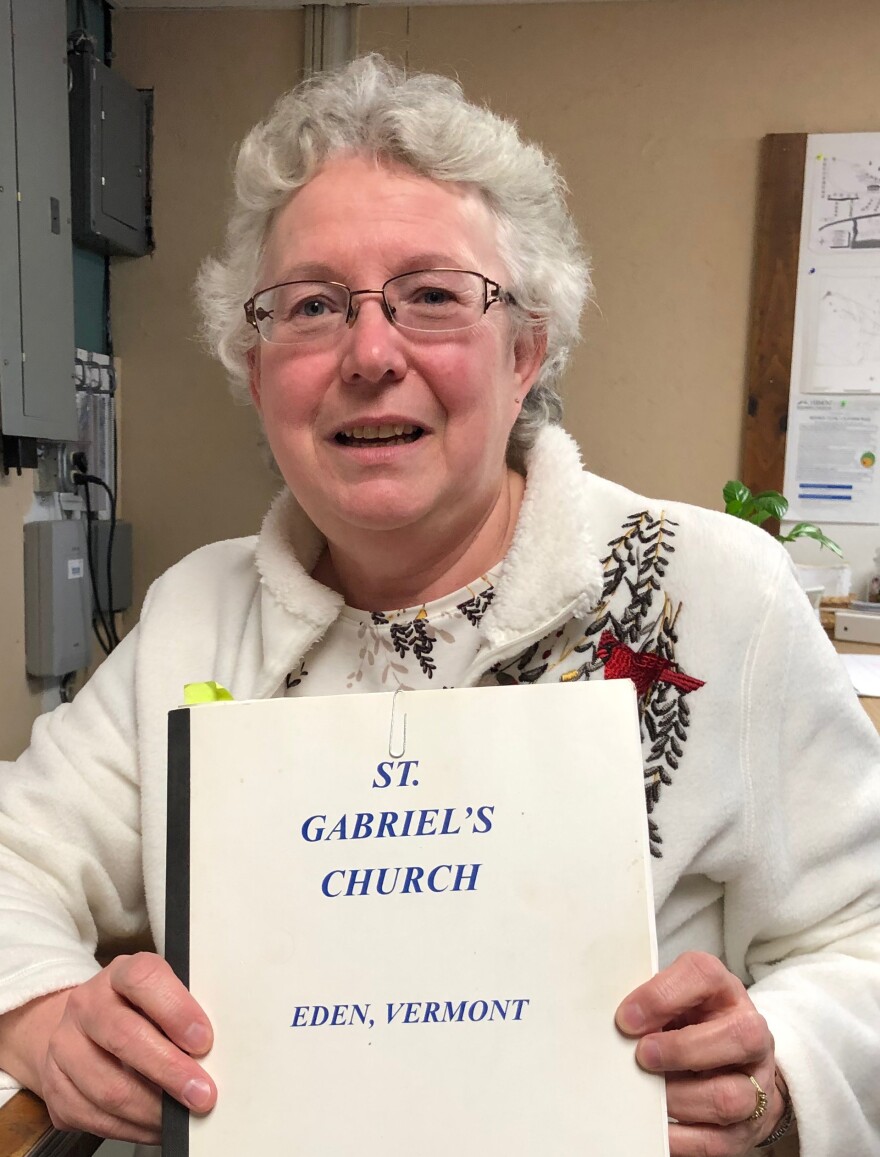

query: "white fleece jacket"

left=0, top=426, right=878, bottom=1155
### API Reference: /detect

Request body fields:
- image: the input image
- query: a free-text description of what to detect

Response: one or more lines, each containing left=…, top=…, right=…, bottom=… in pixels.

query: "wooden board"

left=742, top=134, right=807, bottom=533
left=0, top=1092, right=101, bottom=1157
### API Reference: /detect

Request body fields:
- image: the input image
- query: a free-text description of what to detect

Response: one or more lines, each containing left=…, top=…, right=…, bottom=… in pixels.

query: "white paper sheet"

left=797, top=138, right=880, bottom=398
left=808, top=147, right=880, bottom=255
left=784, top=396, right=880, bottom=522
left=838, top=652, right=880, bottom=696
left=783, top=134, right=880, bottom=526
left=808, top=272, right=880, bottom=394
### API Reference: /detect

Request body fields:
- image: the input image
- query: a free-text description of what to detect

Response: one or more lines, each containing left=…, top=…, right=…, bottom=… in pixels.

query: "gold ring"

left=749, top=1075, right=768, bottom=1120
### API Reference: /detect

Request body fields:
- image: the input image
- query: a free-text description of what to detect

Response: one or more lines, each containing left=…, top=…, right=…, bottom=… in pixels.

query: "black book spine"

left=163, top=707, right=191, bottom=1156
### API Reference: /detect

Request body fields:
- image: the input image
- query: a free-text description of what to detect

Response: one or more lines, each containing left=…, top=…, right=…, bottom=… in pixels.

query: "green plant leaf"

left=752, top=491, right=789, bottom=521
left=723, top=481, right=841, bottom=556
left=723, top=480, right=750, bottom=516
left=778, top=522, right=844, bottom=557
left=748, top=507, right=773, bottom=526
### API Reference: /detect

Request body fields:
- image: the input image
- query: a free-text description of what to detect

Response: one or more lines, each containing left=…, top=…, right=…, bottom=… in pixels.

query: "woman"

left=0, top=56, right=877, bottom=1156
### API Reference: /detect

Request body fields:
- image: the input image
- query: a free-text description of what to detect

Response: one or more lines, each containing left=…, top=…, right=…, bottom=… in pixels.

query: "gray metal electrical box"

left=69, top=53, right=149, bottom=257
left=0, top=0, right=77, bottom=442
left=24, top=520, right=92, bottom=677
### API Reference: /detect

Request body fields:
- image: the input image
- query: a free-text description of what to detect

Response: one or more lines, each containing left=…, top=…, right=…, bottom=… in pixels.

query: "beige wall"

left=0, top=473, right=41, bottom=760
left=111, top=10, right=304, bottom=616
left=360, top=0, right=880, bottom=506
left=4, top=0, right=880, bottom=756
left=112, top=0, right=880, bottom=608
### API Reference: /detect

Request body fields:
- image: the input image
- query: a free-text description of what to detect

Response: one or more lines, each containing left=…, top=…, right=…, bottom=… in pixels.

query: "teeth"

left=340, top=423, right=418, bottom=440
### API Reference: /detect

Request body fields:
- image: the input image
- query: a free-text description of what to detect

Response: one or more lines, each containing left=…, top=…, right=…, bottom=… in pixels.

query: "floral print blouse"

left=283, top=572, right=500, bottom=696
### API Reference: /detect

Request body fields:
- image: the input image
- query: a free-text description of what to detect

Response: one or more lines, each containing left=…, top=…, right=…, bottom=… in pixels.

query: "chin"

left=316, top=479, right=442, bottom=535
left=332, top=502, right=428, bottom=534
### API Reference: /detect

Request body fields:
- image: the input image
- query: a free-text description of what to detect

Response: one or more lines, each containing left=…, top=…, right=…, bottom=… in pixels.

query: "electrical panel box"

left=24, top=520, right=92, bottom=677
left=69, top=53, right=150, bottom=257
left=0, top=0, right=77, bottom=442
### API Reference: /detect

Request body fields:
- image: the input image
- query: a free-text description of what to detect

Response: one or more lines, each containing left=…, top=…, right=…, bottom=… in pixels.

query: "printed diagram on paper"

left=812, top=274, right=880, bottom=393
left=809, top=152, right=880, bottom=252
left=784, top=135, right=880, bottom=523
left=789, top=137, right=880, bottom=403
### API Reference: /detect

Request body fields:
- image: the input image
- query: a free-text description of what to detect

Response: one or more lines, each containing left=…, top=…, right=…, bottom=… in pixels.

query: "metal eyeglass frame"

left=243, top=268, right=516, bottom=340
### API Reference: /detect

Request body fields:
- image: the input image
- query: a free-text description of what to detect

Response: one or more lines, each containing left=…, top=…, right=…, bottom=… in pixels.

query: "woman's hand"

left=616, top=951, right=785, bottom=1157
left=0, top=952, right=216, bottom=1144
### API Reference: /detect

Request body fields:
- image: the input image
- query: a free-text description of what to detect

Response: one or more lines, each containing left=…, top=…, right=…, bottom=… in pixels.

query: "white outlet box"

left=834, top=610, right=880, bottom=645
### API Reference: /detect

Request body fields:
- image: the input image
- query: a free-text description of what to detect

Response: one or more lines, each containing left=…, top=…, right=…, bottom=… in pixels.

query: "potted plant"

left=722, top=481, right=842, bottom=556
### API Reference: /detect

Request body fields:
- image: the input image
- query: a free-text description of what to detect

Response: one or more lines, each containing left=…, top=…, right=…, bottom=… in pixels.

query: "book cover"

left=165, top=680, right=668, bottom=1155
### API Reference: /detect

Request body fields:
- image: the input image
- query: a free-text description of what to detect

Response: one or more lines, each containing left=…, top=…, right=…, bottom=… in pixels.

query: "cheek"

left=420, top=336, right=514, bottom=414
left=258, top=353, right=330, bottom=425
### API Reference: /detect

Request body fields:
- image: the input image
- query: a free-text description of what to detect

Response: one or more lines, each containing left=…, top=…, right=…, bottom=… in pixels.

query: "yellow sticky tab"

left=184, top=681, right=234, bottom=704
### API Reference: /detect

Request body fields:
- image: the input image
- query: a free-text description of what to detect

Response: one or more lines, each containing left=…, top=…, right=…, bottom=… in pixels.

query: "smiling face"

left=248, top=154, right=544, bottom=553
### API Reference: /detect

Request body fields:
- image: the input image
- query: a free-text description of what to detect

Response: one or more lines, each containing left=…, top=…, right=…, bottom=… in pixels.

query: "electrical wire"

left=97, top=474, right=119, bottom=647
left=74, top=470, right=120, bottom=653
left=89, top=473, right=119, bottom=648
left=68, top=1, right=97, bottom=58
left=103, top=0, right=113, bottom=66
left=103, top=254, right=113, bottom=361
left=60, top=672, right=78, bottom=704
left=77, top=477, right=113, bottom=654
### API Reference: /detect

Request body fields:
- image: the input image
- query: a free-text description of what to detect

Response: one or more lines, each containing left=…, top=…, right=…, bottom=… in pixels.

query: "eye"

left=296, top=297, right=331, bottom=318
left=414, top=286, right=456, bottom=306
left=269, top=283, right=348, bottom=324
left=283, top=295, right=339, bottom=321
left=401, top=281, right=463, bottom=310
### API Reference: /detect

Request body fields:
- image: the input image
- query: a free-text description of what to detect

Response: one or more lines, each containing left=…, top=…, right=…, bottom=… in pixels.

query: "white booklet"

left=164, top=681, right=669, bottom=1156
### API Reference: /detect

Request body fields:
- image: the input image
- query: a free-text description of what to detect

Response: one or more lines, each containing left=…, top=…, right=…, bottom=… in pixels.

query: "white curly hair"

left=195, top=54, right=591, bottom=467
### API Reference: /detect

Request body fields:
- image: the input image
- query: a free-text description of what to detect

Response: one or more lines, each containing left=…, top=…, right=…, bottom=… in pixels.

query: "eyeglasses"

left=243, top=268, right=515, bottom=345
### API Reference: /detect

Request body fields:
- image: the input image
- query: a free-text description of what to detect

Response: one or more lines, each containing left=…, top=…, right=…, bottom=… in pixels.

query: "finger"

left=617, top=952, right=744, bottom=1036
left=41, top=1051, right=161, bottom=1145
left=51, top=1029, right=162, bottom=1131
left=107, top=953, right=213, bottom=1054
left=665, top=1069, right=775, bottom=1128
left=67, top=992, right=216, bottom=1113
left=634, top=1007, right=773, bottom=1073
left=668, top=1120, right=761, bottom=1157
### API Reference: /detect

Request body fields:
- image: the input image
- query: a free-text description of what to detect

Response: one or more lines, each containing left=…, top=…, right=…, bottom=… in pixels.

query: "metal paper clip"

left=388, top=688, right=407, bottom=758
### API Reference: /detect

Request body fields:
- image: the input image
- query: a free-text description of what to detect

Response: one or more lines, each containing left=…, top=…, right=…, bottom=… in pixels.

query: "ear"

left=247, top=346, right=262, bottom=414
left=512, top=323, right=548, bottom=405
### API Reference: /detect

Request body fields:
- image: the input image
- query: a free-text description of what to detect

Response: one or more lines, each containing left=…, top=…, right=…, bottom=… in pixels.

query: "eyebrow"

left=268, top=253, right=475, bottom=287
left=398, top=253, right=473, bottom=272
left=270, top=262, right=342, bottom=284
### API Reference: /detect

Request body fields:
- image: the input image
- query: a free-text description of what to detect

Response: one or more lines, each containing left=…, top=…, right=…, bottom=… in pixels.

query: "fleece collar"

left=252, top=424, right=604, bottom=686
left=478, top=425, right=603, bottom=646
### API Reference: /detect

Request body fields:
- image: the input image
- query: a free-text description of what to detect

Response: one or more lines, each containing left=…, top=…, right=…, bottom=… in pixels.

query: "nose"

left=346, top=287, right=395, bottom=327
left=340, top=295, right=407, bottom=387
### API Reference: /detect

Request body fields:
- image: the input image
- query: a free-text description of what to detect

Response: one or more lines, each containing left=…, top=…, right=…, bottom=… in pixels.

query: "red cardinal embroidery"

left=597, top=630, right=705, bottom=698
